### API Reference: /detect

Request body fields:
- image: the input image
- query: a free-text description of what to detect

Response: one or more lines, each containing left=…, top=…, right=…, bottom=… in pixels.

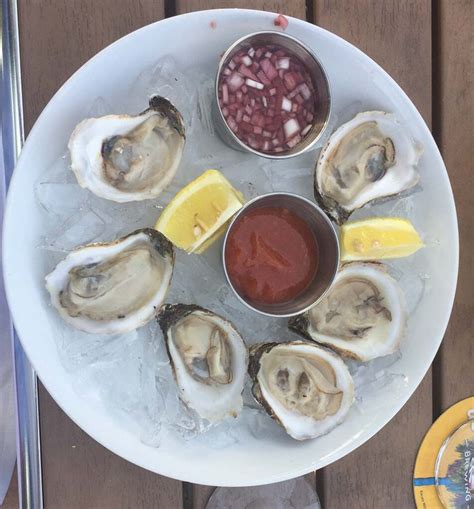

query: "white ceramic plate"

left=3, top=9, right=458, bottom=486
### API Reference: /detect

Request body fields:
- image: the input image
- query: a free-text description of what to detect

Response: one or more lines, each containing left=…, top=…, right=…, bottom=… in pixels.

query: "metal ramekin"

left=213, top=31, right=331, bottom=159
left=222, top=192, right=340, bottom=317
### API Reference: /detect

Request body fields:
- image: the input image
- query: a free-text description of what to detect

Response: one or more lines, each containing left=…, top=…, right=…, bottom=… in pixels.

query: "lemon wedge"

left=340, top=217, right=424, bottom=261
left=155, top=169, right=244, bottom=253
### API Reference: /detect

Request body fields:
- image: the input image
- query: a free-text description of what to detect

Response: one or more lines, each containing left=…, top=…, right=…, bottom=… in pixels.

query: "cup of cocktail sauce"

left=214, top=31, right=331, bottom=159
left=222, top=193, right=339, bottom=317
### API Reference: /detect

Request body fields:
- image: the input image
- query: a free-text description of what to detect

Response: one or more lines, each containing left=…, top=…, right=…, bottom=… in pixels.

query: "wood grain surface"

left=8, top=0, right=473, bottom=507
left=433, top=0, right=474, bottom=414
left=313, top=2, right=433, bottom=507
left=176, top=0, right=306, bottom=19
left=18, top=0, right=166, bottom=133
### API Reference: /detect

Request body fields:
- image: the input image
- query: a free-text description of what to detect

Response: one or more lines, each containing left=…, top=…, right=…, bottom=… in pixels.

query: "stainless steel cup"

left=213, top=31, right=331, bottom=159
left=222, top=192, right=340, bottom=317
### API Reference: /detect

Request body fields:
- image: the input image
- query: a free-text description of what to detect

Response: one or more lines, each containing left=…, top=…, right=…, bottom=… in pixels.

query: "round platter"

left=3, top=9, right=458, bottom=486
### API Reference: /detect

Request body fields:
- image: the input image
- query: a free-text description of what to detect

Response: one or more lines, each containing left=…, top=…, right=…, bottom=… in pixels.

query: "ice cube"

left=35, top=182, right=89, bottom=216
left=42, top=207, right=106, bottom=252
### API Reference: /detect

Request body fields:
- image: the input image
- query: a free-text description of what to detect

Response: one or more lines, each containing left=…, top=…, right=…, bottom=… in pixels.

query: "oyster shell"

left=45, top=228, right=174, bottom=334
left=314, top=111, right=421, bottom=223
left=69, top=96, right=185, bottom=202
left=249, top=341, right=354, bottom=440
left=157, top=304, right=248, bottom=423
left=289, top=262, right=406, bottom=361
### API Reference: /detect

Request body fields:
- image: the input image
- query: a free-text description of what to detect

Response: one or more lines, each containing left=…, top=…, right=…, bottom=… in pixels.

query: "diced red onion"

left=281, top=97, right=292, bottom=112
left=276, top=58, right=290, bottom=70
left=242, top=55, right=252, bottom=66
left=227, top=116, right=238, bottom=131
left=277, top=128, right=285, bottom=144
left=239, top=65, right=259, bottom=81
left=240, top=122, right=253, bottom=133
left=257, top=71, right=271, bottom=85
left=284, top=118, right=300, bottom=139
left=287, top=134, right=302, bottom=148
left=261, top=59, right=278, bottom=81
left=287, top=88, right=299, bottom=99
left=283, top=73, right=298, bottom=91
left=218, top=41, right=317, bottom=153
left=227, top=73, right=244, bottom=92
left=245, top=78, right=264, bottom=90
left=222, top=84, right=229, bottom=104
left=274, top=14, right=289, bottom=29
left=298, top=83, right=312, bottom=100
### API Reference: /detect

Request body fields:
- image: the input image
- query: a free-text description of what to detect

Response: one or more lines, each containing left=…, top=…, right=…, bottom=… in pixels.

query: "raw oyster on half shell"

left=249, top=341, right=354, bottom=440
left=289, top=262, right=406, bottom=361
left=314, top=111, right=422, bottom=223
left=45, top=228, right=174, bottom=335
left=69, top=96, right=185, bottom=202
left=157, top=304, right=248, bottom=423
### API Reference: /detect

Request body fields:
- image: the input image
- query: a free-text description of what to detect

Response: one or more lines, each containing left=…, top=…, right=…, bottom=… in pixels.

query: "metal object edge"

left=1, top=0, right=44, bottom=507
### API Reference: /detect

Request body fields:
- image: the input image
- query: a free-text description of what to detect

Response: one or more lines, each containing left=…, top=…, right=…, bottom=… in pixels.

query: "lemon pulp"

left=155, top=169, right=244, bottom=253
left=340, top=217, right=424, bottom=261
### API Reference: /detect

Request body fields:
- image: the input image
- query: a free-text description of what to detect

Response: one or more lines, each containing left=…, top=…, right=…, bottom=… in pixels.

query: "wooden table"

left=3, top=1, right=473, bottom=507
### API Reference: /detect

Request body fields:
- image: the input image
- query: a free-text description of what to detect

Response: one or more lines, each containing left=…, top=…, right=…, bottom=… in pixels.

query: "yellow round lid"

left=414, top=397, right=474, bottom=508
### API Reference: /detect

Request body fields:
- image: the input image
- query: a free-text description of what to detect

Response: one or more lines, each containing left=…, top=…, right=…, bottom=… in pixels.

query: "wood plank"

left=18, top=0, right=166, bottom=133
left=176, top=0, right=306, bottom=19
left=18, top=2, right=183, bottom=507
left=39, top=390, right=183, bottom=509
left=313, top=1, right=433, bottom=507
left=175, top=2, right=309, bottom=507
left=434, top=0, right=473, bottom=412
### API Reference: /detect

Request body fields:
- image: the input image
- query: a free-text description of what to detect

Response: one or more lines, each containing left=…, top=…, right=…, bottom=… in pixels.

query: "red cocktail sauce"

left=225, top=206, right=318, bottom=305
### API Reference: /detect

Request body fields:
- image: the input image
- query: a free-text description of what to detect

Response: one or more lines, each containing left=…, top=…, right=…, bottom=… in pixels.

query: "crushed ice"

left=37, top=56, right=430, bottom=447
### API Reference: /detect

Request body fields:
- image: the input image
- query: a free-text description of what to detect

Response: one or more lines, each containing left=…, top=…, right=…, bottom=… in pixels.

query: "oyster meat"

left=46, top=228, right=174, bottom=334
left=289, top=262, right=406, bottom=361
left=69, top=96, right=185, bottom=202
left=314, top=111, right=422, bottom=223
left=157, top=304, right=248, bottom=423
left=249, top=341, right=354, bottom=440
